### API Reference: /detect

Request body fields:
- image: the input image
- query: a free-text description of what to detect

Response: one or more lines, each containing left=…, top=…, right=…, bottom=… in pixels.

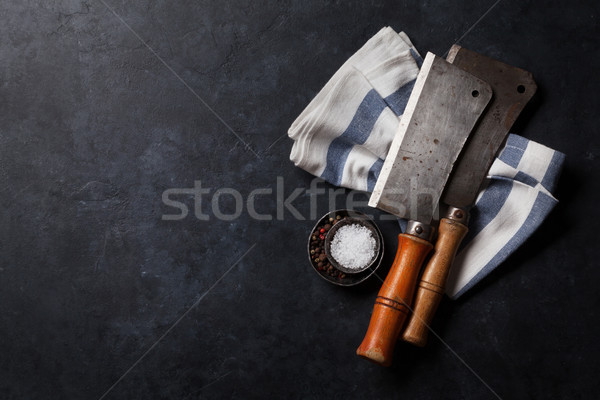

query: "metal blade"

left=442, top=45, right=537, bottom=208
left=369, top=52, right=492, bottom=223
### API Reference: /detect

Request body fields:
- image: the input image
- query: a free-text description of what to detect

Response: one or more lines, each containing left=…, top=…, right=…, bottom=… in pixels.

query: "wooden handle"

left=356, top=233, right=433, bottom=366
left=401, top=218, right=468, bottom=347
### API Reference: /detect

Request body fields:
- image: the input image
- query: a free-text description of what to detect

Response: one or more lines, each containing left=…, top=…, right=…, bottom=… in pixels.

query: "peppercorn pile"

left=309, top=214, right=346, bottom=279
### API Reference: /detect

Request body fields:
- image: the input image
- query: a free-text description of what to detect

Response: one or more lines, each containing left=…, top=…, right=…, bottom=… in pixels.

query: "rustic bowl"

left=307, top=209, right=384, bottom=286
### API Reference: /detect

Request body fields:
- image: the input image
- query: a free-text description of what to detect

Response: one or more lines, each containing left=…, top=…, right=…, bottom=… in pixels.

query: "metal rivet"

left=454, top=210, right=464, bottom=219
left=415, top=226, right=423, bottom=234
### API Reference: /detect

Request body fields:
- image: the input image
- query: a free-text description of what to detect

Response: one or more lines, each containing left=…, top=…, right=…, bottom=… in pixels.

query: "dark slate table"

left=1, top=1, right=598, bottom=399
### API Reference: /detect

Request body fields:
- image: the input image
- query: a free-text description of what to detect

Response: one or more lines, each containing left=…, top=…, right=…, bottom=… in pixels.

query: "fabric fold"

left=288, top=27, right=420, bottom=189
left=446, top=136, right=565, bottom=298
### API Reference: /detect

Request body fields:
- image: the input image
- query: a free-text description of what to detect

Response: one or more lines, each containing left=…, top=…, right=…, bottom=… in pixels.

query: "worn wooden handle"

left=356, top=233, right=433, bottom=366
left=401, top=218, right=468, bottom=347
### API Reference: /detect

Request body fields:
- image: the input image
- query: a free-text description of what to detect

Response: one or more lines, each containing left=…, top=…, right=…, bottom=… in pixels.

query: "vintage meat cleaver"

left=356, top=52, right=492, bottom=366
left=401, top=45, right=537, bottom=347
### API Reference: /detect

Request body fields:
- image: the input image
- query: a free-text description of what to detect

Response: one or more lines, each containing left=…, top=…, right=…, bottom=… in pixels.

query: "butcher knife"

left=356, top=52, right=492, bottom=366
left=401, top=45, right=537, bottom=347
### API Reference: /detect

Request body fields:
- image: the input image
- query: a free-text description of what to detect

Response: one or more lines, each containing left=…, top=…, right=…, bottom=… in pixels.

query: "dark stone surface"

left=1, top=1, right=598, bottom=399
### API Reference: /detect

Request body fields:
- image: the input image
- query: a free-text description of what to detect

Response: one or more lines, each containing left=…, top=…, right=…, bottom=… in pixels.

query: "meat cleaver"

left=401, top=45, right=537, bottom=347
left=356, top=52, right=492, bottom=366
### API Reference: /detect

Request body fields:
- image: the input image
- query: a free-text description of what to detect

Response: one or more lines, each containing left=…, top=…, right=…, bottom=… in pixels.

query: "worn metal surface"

left=405, top=220, right=435, bottom=241
left=369, top=52, right=492, bottom=223
left=442, top=45, right=538, bottom=208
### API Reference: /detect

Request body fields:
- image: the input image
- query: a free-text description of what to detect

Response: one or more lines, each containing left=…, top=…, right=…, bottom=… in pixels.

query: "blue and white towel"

left=288, top=27, right=565, bottom=298
left=289, top=27, right=422, bottom=192
left=446, top=135, right=565, bottom=298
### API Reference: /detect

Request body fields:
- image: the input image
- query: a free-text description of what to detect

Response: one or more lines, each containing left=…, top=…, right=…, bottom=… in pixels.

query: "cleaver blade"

left=369, top=53, right=492, bottom=224
left=357, top=52, right=492, bottom=367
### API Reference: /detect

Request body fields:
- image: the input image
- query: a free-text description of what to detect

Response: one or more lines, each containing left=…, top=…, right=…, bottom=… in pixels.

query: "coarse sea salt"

left=330, top=223, right=376, bottom=270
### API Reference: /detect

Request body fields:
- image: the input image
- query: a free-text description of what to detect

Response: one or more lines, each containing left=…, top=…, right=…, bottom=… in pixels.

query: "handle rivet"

left=454, top=210, right=464, bottom=219
left=415, top=226, right=423, bottom=234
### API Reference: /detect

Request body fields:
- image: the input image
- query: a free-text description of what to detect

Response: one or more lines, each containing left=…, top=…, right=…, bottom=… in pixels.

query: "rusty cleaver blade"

left=402, top=45, right=537, bottom=347
left=356, top=52, right=492, bottom=366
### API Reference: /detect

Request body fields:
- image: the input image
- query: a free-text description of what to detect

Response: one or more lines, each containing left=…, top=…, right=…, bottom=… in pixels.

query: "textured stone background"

left=0, top=0, right=598, bottom=398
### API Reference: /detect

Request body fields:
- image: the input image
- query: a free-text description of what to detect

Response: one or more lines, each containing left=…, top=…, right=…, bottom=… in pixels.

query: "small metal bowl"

left=307, top=209, right=384, bottom=286
left=324, top=217, right=381, bottom=274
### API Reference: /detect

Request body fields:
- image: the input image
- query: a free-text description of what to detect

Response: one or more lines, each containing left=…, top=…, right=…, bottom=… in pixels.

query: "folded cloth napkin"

left=289, top=27, right=422, bottom=192
left=288, top=27, right=565, bottom=298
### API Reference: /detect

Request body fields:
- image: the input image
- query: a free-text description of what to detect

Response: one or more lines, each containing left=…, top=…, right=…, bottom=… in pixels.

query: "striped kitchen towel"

left=288, top=27, right=565, bottom=298
left=446, top=135, right=565, bottom=298
left=288, top=27, right=422, bottom=192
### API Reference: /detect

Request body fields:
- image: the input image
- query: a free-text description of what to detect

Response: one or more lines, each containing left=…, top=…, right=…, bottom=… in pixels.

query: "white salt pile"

left=330, top=224, right=376, bottom=270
